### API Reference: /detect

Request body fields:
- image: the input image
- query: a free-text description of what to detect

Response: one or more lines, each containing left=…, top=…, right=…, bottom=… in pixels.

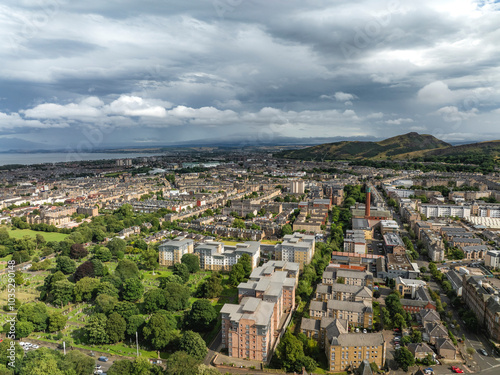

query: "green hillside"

left=278, top=132, right=451, bottom=161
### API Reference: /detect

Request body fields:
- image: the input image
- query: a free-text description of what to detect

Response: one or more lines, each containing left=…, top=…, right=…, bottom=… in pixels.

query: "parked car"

left=451, top=366, right=464, bottom=373
left=479, top=349, right=488, bottom=356
left=394, top=336, right=401, bottom=342
left=94, top=371, right=103, bottom=375
left=424, top=367, right=433, bottom=374
left=363, top=329, right=367, bottom=334
left=98, top=356, right=108, bottom=362
left=95, top=365, right=102, bottom=370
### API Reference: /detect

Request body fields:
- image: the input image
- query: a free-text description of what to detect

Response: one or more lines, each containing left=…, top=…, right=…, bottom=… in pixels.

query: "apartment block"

left=419, top=204, right=471, bottom=219
left=277, top=233, right=315, bottom=269
left=315, top=283, right=372, bottom=303
left=485, top=250, right=500, bottom=268
left=309, top=299, right=373, bottom=329
left=344, top=230, right=367, bottom=255
left=462, top=275, right=500, bottom=342
left=158, top=236, right=195, bottom=266
left=326, top=329, right=385, bottom=372
left=220, top=297, right=275, bottom=362
left=195, top=241, right=260, bottom=271
left=322, top=265, right=374, bottom=288
left=221, top=260, right=299, bottom=362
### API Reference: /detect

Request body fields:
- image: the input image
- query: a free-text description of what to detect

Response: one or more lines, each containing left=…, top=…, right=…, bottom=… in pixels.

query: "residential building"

left=485, top=250, right=500, bottom=269
left=344, top=230, right=367, bottom=255
left=195, top=241, right=260, bottom=271
left=309, top=299, right=373, bottom=329
left=326, top=329, right=385, bottom=372
left=382, top=233, right=406, bottom=254
left=322, top=265, right=374, bottom=288
left=315, top=284, right=372, bottom=303
left=220, top=297, right=275, bottom=362
left=158, top=236, right=194, bottom=266
left=462, top=275, right=500, bottom=342
left=395, top=277, right=427, bottom=299
left=435, top=338, right=457, bottom=359
left=277, top=233, right=315, bottom=269
left=220, top=260, right=299, bottom=362
left=407, top=342, right=435, bottom=360
left=419, top=204, right=471, bottom=218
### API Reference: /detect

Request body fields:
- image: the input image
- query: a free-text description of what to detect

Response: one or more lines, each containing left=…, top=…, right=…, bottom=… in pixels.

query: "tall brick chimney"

left=365, top=187, right=371, bottom=218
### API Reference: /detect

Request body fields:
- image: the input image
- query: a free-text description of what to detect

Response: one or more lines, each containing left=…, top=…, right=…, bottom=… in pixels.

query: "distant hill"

left=278, top=132, right=451, bottom=161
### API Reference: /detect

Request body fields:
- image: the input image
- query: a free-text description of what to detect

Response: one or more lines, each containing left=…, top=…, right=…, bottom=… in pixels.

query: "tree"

left=14, top=270, right=24, bottom=286
left=74, top=260, right=95, bottom=281
left=140, top=248, right=159, bottom=271
left=186, top=299, right=217, bottom=332
left=115, top=259, right=140, bottom=281
left=126, top=315, right=145, bottom=337
left=232, top=219, right=245, bottom=229
left=198, top=273, right=223, bottom=299
left=107, top=238, right=126, bottom=256
left=159, top=275, right=184, bottom=288
left=94, top=247, right=112, bottom=262
left=393, top=313, right=407, bottom=330
left=108, top=359, right=133, bottom=375
left=70, top=243, right=88, bottom=259
left=178, top=331, right=208, bottom=360
left=106, top=312, right=126, bottom=343
left=86, top=313, right=109, bottom=344
left=14, top=320, right=34, bottom=338
left=395, top=347, right=415, bottom=371
left=164, top=283, right=190, bottom=311
left=18, top=348, right=64, bottom=375
left=113, top=301, right=139, bottom=320
left=63, top=350, right=95, bottom=375
left=373, top=290, right=381, bottom=299
left=97, top=281, right=119, bottom=298
left=143, top=288, right=167, bottom=313
left=17, top=302, right=48, bottom=332
left=122, top=277, right=144, bottom=302
left=48, top=311, right=67, bottom=332
left=238, top=253, right=252, bottom=277
left=172, top=263, right=190, bottom=283
left=274, top=331, right=306, bottom=373
left=131, top=356, right=152, bottom=375
left=143, top=311, right=177, bottom=350
left=411, top=329, right=422, bottom=343
left=74, top=277, right=100, bottom=302
left=95, top=294, right=118, bottom=314
left=51, top=279, right=74, bottom=306
left=55, top=256, right=76, bottom=275
left=281, top=224, right=293, bottom=235
left=181, top=254, right=200, bottom=273
left=91, top=258, right=108, bottom=277
left=164, top=351, right=201, bottom=375
left=228, top=263, right=245, bottom=286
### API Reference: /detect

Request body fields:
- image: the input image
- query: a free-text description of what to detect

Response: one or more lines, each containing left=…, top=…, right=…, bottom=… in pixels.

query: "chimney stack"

left=365, top=187, right=371, bottom=218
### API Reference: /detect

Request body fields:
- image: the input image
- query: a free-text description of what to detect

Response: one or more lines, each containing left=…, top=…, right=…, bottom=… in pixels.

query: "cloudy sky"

left=1, top=0, right=500, bottom=151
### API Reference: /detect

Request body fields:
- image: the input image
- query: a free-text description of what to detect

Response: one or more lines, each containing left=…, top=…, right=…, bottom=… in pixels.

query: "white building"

left=485, top=250, right=500, bottom=269
left=419, top=204, right=471, bottom=218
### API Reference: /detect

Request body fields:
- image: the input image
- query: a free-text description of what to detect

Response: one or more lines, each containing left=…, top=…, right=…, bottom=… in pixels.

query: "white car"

left=94, top=370, right=103, bottom=375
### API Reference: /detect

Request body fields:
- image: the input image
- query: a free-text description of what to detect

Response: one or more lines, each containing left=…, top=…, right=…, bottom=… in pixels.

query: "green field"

left=6, top=228, right=69, bottom=241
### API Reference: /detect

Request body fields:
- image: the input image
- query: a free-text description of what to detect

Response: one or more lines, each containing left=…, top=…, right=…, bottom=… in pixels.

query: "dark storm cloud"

left=0, top=0, right=499, bottom=150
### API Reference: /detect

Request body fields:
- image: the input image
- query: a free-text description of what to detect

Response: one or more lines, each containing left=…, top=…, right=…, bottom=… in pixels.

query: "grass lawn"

left=221, top=240, right=240, bottom=246
left=6, top=228, right=68, bottom=241
left=261, top=240, right=282, bottom=245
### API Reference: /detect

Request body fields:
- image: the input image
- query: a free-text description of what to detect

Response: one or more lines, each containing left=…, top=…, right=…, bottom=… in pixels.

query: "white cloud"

left=0, top=112, right=66, bottom=129
left=417, top=81, right=455, bottom=105
left=435, top=106, right=478, bottom=122
left=105, top=96, right=170, bottom=118
left=385, top=118, right=414, bottom=125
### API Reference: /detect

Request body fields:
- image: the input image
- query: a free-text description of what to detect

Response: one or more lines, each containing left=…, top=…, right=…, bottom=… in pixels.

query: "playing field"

left=6, top=228, right=69, bottom=241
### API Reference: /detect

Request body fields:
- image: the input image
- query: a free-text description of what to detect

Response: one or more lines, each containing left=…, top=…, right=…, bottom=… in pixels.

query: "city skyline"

left=1, top=0, right=500, bottom=151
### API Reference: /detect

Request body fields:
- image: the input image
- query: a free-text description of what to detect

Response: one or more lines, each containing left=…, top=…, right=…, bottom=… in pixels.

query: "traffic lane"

left=465, top=332, right=498, bottom=369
